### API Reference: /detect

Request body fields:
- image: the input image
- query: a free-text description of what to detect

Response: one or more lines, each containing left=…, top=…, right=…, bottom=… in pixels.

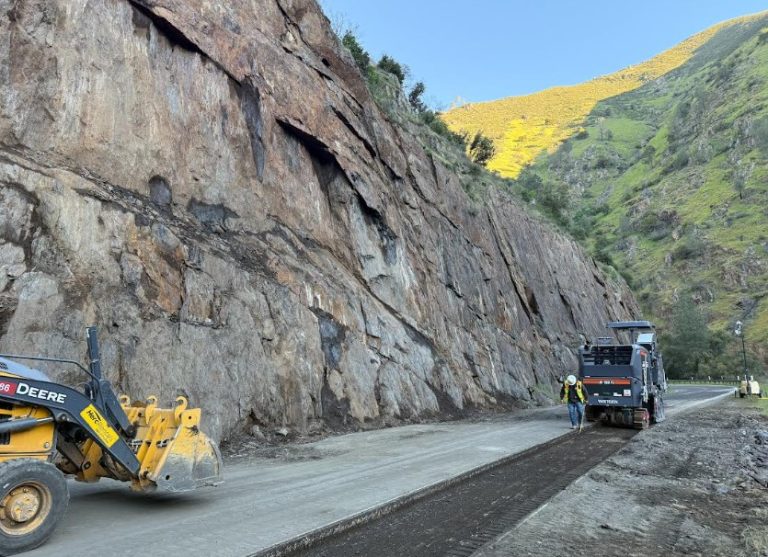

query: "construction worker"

left=560, top=375, right=588, bottom=429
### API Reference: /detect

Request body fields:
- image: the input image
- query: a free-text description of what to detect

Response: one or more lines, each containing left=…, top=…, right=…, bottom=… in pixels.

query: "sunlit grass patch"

left=443, top=15, right=760, bottom=179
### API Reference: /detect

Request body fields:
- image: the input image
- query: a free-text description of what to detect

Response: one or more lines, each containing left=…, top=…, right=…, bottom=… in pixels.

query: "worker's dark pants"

left=567, top=401, right=585, bottom=426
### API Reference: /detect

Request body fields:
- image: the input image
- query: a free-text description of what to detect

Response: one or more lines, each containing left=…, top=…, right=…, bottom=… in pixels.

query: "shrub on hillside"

left=647, top=227, right=671, bottom=241
left=420, top=110, right=465, bottom=145
left=661, top=149, right=689, bottom=175
left=641, top=144, right=656, bottom=163
left=633, top=209, right=678, bottom=240
left=365, top=67, right=399, bottom=113
left=377, top=55, right=407, bottom=85
left=568, top=208, right=593, bottom=240
left=548, top=142, right=573, bottom=170
left=594, top=154, right=613, bottom=169
left=752, top=116, right=768, bottom=154
left=599, top=128, right=614, bottom=141
left=592, top=235, right=616, bottom=267
left=516, top=169, right=544, bottom=191
left=408, top=81, right=427, bottom=112
left=537, top=180, right=570, bottom=224
left=467, top=131, right=496, bottom=166
left=671, top=235, right=707, bottom=261
left=342, top=31, right=370, bottom=72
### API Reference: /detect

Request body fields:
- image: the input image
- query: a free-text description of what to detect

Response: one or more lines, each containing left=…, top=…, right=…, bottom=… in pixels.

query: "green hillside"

left=514, top=15, right=768, bottom=374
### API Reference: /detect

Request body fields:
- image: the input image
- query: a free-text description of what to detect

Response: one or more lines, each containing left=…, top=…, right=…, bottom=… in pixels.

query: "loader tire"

left=0, top=459, right=68, bottom=556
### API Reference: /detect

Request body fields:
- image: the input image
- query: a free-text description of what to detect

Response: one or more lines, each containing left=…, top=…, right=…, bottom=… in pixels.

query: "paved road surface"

left=27, top=385, right=732, bottom=557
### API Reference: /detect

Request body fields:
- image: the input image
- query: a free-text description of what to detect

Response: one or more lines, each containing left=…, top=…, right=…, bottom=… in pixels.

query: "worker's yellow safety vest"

left=562, top=381, right=586, bottom=403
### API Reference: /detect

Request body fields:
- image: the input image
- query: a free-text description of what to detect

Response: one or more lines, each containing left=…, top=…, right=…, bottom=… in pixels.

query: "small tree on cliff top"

left=342, top=31, right=370, bottom=73
left=408, top=81, right=427, bottom=112
left=377, top=54, right=407, bottom=85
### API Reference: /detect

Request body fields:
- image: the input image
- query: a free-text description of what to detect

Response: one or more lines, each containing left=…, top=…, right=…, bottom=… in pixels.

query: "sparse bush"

left=420, top=110, right=465, bottom=145
left=342, top=31, right=370, bottom=72
left=752, top=116, right=768, bottom=154
left=537, top=180, right=570, bottom=224
left=467, top=131, right=496, bottom=166
left=377, top=55, right=406, bottom=85
left=732, top=165, right=752, bottom=200
left=671, top=235, right=707, bottom=261
left=548, top=143, right=572, bottom=169
left=594, top=106, right=613, bottom=118
left=592, top=236, right=616, bottom=267
left=662, top=149, right=689, bottom=174
left=364, top=67, right=397, bottom=113
left=568, top=208, right=593, bottom=240
left=618, top=268, right=636, bottom=289
left=647, top=227, right=671, bottom=241
left=715, top=63, right=734, bottom=83
left=575, top=128, right=589, bottom=140
left=634, top=209, right=678, bottom=239
left=594, top=154, right=612, bottom=169
left=518, top=188, right=534, bottom=203
left=597, top=118, right=613, bottom=141
left=641, top=144, right=656, bottom=162
left=408, top=81, right=427, bottom=112
left=516, top=169, right=543, bottom=192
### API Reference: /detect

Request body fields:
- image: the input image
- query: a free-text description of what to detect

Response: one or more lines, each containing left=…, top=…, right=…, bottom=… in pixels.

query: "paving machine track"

left=278, top=427, right=637, bottom=557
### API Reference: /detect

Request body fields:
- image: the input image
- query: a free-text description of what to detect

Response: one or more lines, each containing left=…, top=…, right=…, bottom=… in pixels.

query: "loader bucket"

left=120, top=396, right=223, bottom=493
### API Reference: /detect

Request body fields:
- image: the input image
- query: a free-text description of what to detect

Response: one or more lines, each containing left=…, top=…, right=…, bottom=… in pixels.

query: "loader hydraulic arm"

left=0, top=326, right=222, bottom=555
left=85, top=327, right=136, bottom=438
left=0, top=375, right=141, bottom=476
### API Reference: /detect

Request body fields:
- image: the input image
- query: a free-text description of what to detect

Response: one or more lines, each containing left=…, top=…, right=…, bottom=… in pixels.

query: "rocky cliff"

left=0, top=0, right=636, bottom=442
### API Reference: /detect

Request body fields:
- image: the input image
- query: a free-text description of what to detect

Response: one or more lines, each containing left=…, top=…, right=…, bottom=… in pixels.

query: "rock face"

left=0, top=0, right=637, bottom=441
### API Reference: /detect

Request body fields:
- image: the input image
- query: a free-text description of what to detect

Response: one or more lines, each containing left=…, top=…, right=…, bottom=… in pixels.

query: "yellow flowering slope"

left=443, top=14, right=762, bottom=177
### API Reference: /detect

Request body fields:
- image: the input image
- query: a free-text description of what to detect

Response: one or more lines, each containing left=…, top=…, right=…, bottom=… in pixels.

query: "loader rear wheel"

left=0, top=459, right=68, bottom=555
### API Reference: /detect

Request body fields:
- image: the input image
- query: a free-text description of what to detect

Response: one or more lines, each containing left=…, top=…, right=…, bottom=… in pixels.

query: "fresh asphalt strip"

left=252, top=431, right=580, bottom=557
left=255, top=387, right=734, bottom=557
left=265, top=427, right=635, bottom=557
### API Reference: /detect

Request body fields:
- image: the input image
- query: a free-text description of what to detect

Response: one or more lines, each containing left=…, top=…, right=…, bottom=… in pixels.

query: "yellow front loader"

left=0, top=327, right=222, bottom=554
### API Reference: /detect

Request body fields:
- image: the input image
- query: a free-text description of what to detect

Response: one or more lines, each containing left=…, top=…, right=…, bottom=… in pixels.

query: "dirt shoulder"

left=475, top=398, right=768, bottom=557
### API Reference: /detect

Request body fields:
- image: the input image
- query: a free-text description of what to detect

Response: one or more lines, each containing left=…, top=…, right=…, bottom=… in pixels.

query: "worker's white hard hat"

left=566, top=375, right=577, bottom=385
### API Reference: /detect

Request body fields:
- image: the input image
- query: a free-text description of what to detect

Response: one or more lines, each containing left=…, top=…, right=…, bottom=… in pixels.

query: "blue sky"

left=318, top=1, right=767, bottom=108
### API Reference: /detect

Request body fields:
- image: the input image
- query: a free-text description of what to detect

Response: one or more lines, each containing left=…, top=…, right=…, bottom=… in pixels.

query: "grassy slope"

left=442, top=13, right=766, bottom=178
left=516, top=15, right=768, bottom=362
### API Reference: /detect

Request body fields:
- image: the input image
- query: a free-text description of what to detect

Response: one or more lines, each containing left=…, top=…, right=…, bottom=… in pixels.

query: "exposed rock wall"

left=0, top=0, right=637, bottom=441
